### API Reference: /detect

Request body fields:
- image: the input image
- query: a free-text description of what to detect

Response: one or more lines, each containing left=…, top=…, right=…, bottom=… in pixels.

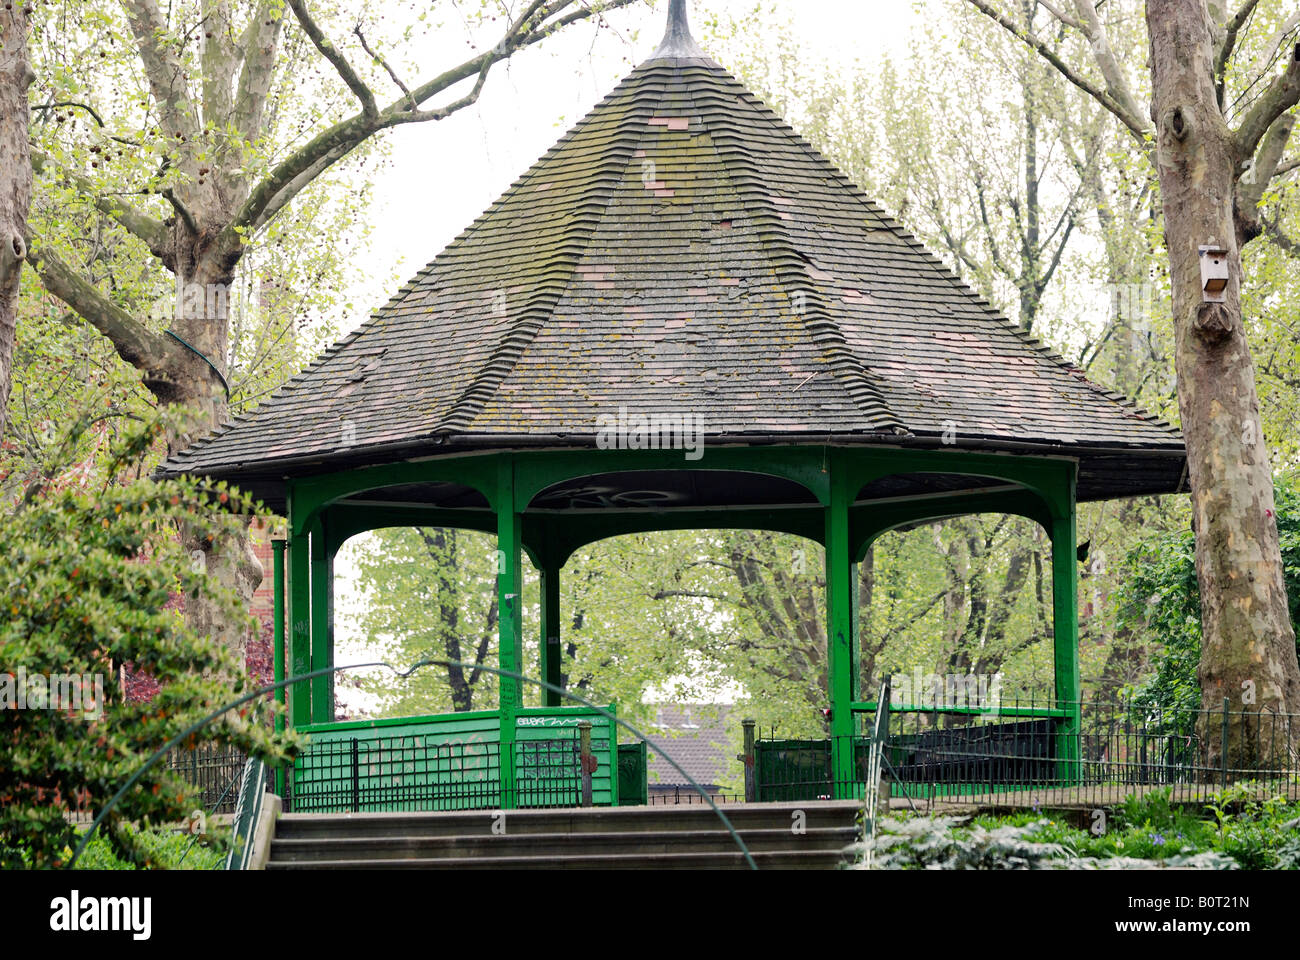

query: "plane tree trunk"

left=1146, top=0, right=1300, bottom=767
left=0, top=4, right=33, bottom=438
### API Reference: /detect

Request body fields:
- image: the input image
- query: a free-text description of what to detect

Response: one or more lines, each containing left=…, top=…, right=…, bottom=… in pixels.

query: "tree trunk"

left=0, top=6, right=33, bottom=438
left=166, top=252, right=263, bottom=672
left=1147, top=0, right=1300, bottom=767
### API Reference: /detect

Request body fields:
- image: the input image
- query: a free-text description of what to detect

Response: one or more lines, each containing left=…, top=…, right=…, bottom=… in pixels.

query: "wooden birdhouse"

left=1199, top=245, right=1230, bottom=303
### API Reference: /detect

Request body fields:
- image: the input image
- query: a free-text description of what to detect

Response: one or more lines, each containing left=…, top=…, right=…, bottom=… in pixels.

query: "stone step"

left=266, top=849, right=847, bottom=870
left=269, top=826, right=858, bottom=863
left=274, top=800, right=860, bottom=841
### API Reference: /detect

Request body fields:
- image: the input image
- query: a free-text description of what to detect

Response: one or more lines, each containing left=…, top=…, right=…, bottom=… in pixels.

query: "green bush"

left=72, top=826, right=224, bottom=870
left=0, top=410, right=298, bottom=868
left=856, top=786, right=1300, bottom=869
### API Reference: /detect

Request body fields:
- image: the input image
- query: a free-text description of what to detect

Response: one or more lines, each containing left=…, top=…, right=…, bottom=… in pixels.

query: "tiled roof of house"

left=646, top=703, right=732, bottom=788
left=162, top=4, right=1185, bottom=505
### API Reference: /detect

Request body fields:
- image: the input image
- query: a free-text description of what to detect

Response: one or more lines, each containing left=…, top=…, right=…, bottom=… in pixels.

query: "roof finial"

left=648, top=0, right=707, bottom=60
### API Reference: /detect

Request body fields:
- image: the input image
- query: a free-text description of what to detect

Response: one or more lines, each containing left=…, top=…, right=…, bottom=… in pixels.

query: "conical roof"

left=164, top=3, right=1185, bottom=508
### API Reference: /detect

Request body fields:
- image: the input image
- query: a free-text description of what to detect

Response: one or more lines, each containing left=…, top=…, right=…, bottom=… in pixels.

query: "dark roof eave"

left=159, top=429, right=1187, bottom=487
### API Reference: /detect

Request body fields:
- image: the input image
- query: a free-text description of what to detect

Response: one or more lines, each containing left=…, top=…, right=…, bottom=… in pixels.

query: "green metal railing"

left=283, top=729, right=613, bottom=813
left=861, top=680, right=891, bottom=863
left=224, top=758, right=267, bottom=870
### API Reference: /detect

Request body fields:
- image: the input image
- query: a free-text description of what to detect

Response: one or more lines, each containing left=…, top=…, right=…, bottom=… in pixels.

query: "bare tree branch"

left=1262, top=210, right=1300, bottom=255
left=1215, top=0, right=1262, bottom=106
left=232, top=0, right=284, bottom=146
left=964, top=0, right=1151, bottom=144
left=1261, top=11, right=1300, bottom=69
left=354, top=27, right=417, bottom=112
left=225, top=0, right=638, bottom=241
left=161, top=187, right=200, bottom=236
left=286, top=0, right=377, bottom=118
left=1240, top=112, right=1296, bottom=221
left=1235, top=44, right=1300, bottom=160
left=120, top=0, right=201, bottom=141
left=1067, top=0, right=1149, bottom=133
left=200, top=0, right=238, bottom=132
left=1035, top=0, right=1085, bottom=32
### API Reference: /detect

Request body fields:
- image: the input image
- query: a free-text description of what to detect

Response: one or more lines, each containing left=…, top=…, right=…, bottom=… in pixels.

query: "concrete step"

left=265, top=801, right=862, bottom=870
left=266, top=849, right=847, bottom=870
left=274, top=800, right=860, bottom=841
left=269, top=826, right=858, bottom=863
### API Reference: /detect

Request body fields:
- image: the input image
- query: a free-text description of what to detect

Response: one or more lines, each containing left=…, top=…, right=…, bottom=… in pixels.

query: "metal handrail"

left=861, top=678, right=891, bottom=866
left=224, top=758, right=267, bottom=870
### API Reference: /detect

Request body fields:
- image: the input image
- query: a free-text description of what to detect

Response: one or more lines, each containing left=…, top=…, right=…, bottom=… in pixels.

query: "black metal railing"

left=646, top=788, right=744, bottom=805
left=752, top=698, right=1300, bottom=807
left=752, top=737, right=872, bottom=802
left=165, top=744, right=246, bottom=815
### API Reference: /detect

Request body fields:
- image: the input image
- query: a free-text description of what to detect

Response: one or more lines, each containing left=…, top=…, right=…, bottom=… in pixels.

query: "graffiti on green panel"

left=515, top=710, right=616, bottom=806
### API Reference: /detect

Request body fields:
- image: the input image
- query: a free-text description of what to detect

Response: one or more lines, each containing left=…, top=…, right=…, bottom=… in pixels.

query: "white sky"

left=332, top=0, right=931, bottom=712
left=354, top=0, right=927, bottom=319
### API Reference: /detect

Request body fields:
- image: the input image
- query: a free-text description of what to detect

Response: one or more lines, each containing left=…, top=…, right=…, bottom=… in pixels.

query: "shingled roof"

left=163, top=2, right=1186, bottom=508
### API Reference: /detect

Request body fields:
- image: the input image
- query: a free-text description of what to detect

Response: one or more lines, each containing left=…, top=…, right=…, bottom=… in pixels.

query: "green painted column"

left=850, top=560, right=860, bottom=701
left=539, top=562, right=563, bottom=708
left=288, top=527, right=311, bottom=729
left=310, top=518, right=333, bottom=724
left=1051, top=482, right=1081, bottom=780
left=272, top=538, right=287, bottom=796
left=825, top=456, right=857, bottom=798
left=497, top=457, right=522, bottom=808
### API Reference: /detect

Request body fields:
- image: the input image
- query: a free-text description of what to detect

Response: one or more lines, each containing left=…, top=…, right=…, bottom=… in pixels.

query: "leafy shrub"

left=853, top=816, right=1072, bottom=870
left=857, top=785, right=1300, bottom=869
left=0, top=411, right=298, bottom=868
left=72, top=826, right=224, bottom=870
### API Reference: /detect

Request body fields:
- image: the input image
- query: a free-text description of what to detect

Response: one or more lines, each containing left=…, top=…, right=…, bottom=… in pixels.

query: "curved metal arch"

left=850, top=486, right=1056, bottom=564
left=512, top=447, right=833, bottom=511
left=539, top=509, right=828, bottom=570
left=324, top=504, right=500, bottom=558
left=835, top=447, right=1076, bottom=523
left=288, top=455, right=500, bottom=537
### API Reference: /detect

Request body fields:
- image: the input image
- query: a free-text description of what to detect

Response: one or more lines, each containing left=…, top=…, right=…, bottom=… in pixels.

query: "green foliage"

left=1117, top=474, right=1300, bottom=724
left=71, top=826, right=224, bottom=870
left=0, top=409, right=297, bottom=869
left=862, top=516, right=1057, bottom=700
left=856, top=815, right=1071, bottom=870
left=867, top=785, right=1300, bottom=870
left=347, top=527, right=501, bottom=716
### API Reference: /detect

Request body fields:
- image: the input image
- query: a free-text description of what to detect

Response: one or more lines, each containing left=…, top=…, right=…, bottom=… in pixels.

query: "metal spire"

left=648, top=0, right=708, bottom=60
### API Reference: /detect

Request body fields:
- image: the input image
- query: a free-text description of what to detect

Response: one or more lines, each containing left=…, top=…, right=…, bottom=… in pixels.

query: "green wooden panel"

left=289, top=709, right=622, bottom=810
left=291, top=713, right=504, bottom=813
left=516, top=706, right=618, bottom=806
left=617, top=742, right=648, bottom=806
